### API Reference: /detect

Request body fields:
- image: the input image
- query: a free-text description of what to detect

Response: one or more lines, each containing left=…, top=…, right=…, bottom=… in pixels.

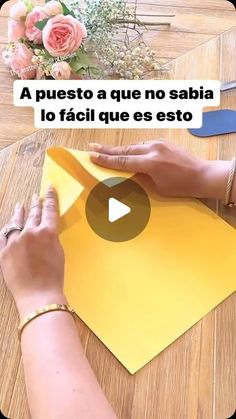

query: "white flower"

left=43, top=1, right=63, bottom=16
left=133, top=47, right=141, bottom=55
left=9, top=1, right=28, bottom=20
left=2, top=49, right=13, bottom=67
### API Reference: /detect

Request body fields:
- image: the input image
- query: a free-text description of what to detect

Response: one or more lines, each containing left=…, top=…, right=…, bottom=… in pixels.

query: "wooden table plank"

left=136, top=4, right=236, bottom=19
left=0, top=127, right=214, bottom=419
left=138, top=0, right=235, bottom=11
left=0, top=6, right=235, bottom=419
left=0, top=17, right=8, bottom=44
left=0, top=1, right=236, bottom=149
left=141, top=31, right=214, bottom=58
left=136, top=5, right=236, bottom=34
left=215, top=29, right=236, bottom=419
left=0, top=143, right=22, bottom=415
left=214, top=295, right=236, bottom=419
left=1, top=26, right=236, bottom=416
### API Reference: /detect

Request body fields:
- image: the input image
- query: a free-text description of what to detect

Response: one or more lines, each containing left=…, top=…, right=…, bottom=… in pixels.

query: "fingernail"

left=89, top=151, right=100, bottom=159
left=89, top=143, right=101, bottom=150
left=47, top=184, right=54, bottom=192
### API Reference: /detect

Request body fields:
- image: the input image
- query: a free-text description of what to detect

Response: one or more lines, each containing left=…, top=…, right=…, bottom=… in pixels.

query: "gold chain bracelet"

left=18, top=304, right=77, bottom=340
left=224, top=158, right=236, bottom=207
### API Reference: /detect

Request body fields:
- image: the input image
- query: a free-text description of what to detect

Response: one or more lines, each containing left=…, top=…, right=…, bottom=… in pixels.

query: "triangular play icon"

left=108, top=198, right=131, bottom=223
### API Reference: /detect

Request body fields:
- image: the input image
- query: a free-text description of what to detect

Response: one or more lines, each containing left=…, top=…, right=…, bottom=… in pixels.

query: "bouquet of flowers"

left=2, top=0, right=173, bottom=80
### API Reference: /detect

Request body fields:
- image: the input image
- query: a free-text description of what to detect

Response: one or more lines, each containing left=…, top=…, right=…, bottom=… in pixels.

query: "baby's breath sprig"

left=66, top=0, right=172, bottom=79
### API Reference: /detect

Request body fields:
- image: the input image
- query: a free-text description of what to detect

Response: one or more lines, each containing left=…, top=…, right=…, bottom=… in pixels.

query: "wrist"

left=194, top=160, right=231, bottom=200
left=16, top=290, right=68, bottom=319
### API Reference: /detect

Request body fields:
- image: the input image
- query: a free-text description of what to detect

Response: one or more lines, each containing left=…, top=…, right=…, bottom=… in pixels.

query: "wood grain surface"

left=0, top=0, right=236, bottom=148
left=0, top=0, right=236, bottom=419
left=0, top=24, right=236, bottom=418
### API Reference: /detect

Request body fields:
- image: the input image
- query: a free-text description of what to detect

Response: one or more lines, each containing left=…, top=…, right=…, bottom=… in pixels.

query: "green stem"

left=111, top=19, right=171, bottom=26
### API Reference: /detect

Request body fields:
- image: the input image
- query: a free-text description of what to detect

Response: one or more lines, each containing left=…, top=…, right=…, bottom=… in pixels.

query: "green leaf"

left=27, top=41, right=43, bottom=49
left=77, top=49, right=91, bottom=66
left=89, top=66, right=101, bottom=77
left=70, top=49, right=91, bottom=73
left=76, top=68, right=86, bottom=76
left=70, top=60, right=84, bottom=73
left=60, top=2, right=76, bottom=18
left=23, top=0, right=33, bottom=12
left=35, top=18, right=50, bottom=31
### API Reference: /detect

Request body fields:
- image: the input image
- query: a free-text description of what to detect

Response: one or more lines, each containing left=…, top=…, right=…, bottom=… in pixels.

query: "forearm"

left=18, top=292, right=117, bottom=419
left=0, top=189, right=115, bottom=418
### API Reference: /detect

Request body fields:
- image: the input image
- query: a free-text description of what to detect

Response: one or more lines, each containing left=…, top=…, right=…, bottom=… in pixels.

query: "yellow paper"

left=41, top=147, right=236, bottom=374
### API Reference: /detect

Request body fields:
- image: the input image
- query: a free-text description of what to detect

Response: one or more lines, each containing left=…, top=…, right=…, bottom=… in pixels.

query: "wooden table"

left=0, top=24, right=236, bottom=418
left=0, top=0, right=236, bottom=149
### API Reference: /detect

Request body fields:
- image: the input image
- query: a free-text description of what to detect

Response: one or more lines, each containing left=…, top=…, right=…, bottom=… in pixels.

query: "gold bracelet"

left=224, top=158, right=236, bottom=207
left=18, top=304, right=76, bottom=339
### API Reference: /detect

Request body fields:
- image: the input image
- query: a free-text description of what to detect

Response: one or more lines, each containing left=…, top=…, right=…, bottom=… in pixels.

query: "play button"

left=85, top=177, right=151, bottom=242
left=109, top=198, right=131, bottom=223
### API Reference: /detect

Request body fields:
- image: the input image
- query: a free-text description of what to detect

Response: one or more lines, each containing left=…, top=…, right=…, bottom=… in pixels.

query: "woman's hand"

left=89, top=140, right=231, bottom=200
left=0, top=186, right=66, bottom=318
left=0, top=187, right=117, bottom=419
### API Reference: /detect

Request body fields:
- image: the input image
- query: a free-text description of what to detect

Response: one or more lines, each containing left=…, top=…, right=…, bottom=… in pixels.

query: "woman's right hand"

left=0, top=186, right=66, bottom=318
left=89, top=140, right=231, bottom=200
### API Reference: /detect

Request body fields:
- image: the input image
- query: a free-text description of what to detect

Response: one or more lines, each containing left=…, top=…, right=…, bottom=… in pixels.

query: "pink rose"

left=51, top=61, right=71, bottom=79
left=25, top=7, right=47, bottom=44
left=8, top=19, right=26, bottom=42
left=9, top=1, right=27, bottom=20
left=42, top=14, right=87, bottom=57
left=43, top=1, right=63, bottom=16
left=10, top=44, right=36, bottom=79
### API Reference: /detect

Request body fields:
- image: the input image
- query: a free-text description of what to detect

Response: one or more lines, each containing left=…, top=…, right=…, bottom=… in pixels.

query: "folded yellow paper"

left=41, top=147, right=236, bottom=374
